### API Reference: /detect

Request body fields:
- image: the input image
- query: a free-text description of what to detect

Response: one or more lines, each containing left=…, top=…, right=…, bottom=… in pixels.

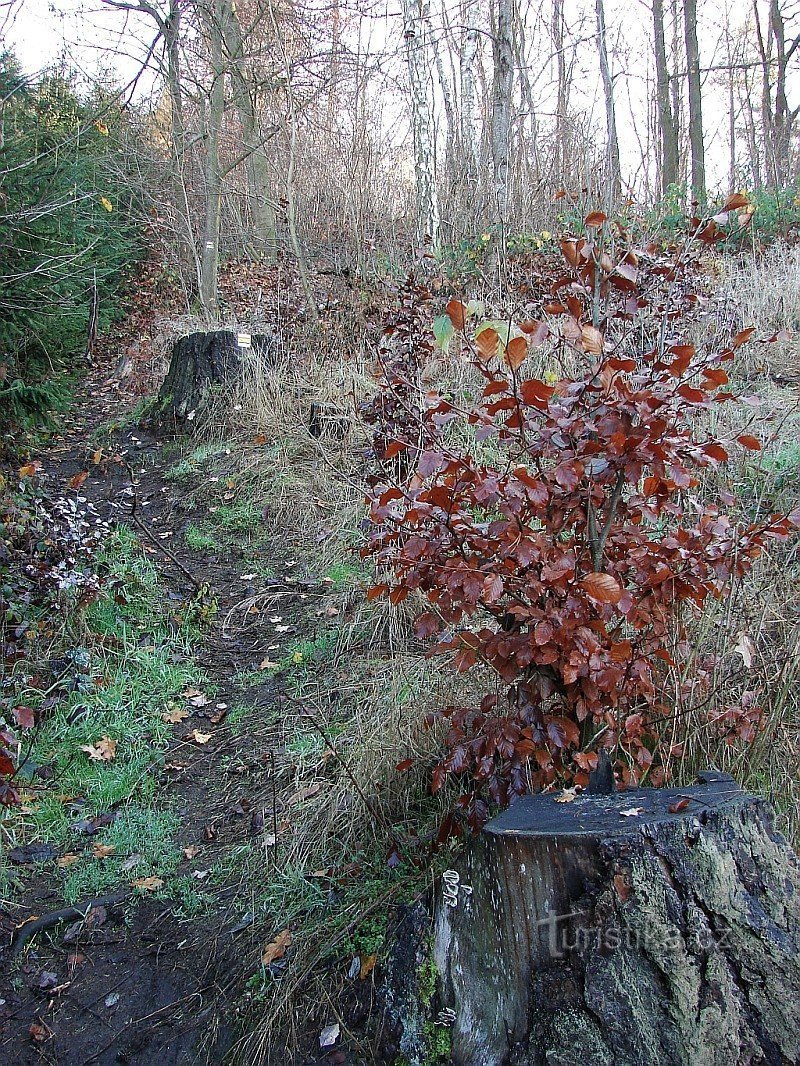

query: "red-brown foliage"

left=362, top=212, right=799, bottom=831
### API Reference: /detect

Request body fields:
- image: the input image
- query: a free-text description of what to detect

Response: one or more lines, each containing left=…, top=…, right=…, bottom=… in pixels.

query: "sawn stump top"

left=485, top=771, right=758, bottom=838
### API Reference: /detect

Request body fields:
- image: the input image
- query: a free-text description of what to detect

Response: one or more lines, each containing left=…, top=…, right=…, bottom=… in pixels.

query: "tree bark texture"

left=403, top=0, right=440, bottom=245
left=491, top=0, right=514, bottom=225
left=683, top=0, right=705, bottom=204
left=384, top=772, right=800, bottom=1066
left=158, top=330, right=274, bottom=424
left=653, top=0, right=679, bottom=194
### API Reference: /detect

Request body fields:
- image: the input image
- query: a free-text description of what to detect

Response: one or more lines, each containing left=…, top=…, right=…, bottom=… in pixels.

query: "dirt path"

left=0, top=370, right=315, bottom=1064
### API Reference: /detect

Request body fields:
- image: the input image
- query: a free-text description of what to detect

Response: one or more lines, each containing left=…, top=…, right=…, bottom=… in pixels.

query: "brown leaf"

left=183, top=845, right=200, bottom=860
left=555, top=787, right=580, bottom=803
left=262, top=928, right=292, bottom=965
left=737, top=434, right=761, bottom=450
left=92, top=843, right=116, bottom=859
left=445, top=299, right=467, bottom=330
left=56, top=854, right=80, bottom=869
left=161, top=708, right=189, bottom=724
left=580, top=325, right=603, bottom=356
left=359, top=954, right=377, bottom=979
left=68, top=471, right=89, bottom=491
left=189, top=730, right=213, bottom=745
left=131, top=876, right=163, bottom=891
left=668, top=798, right=691, bottom=814
left=584, top=210, right=607, bottom=228
left=80, top=737, right=117, bottom=762
left=504, top=335, right=528, bottom=371
left=613, top=873, right=631, bottom=901
left=476, top=327, right=500, bottom=360
left=580, top=572, right=623, bottom=605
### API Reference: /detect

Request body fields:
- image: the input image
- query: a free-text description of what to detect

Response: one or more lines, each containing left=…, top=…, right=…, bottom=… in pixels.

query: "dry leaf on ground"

left=262, top=928, right=292, bottom=965
left=80, top=737, right=117, bottom=762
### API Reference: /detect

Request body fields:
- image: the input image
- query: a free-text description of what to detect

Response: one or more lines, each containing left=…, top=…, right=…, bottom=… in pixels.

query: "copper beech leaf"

left=580, top=572, right=623, bottom=605
left=445, top=299, right=467, bottom=330
left=504, top=335, right=528, bottom=371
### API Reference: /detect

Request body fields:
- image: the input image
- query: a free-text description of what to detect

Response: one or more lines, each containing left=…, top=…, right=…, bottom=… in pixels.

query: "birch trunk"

left=491, top=0, right=514, bottom=226
left=402, top=0, right=440, bottom=246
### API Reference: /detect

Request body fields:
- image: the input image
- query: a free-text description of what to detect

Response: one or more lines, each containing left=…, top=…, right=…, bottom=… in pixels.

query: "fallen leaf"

left=92, top=843, right=116, bottom=859
left=29, top=1021, right=50, bottom=1043
left=733, top=631, right=756, bottom=669
left=187, top=693, right=209, bottom=709
left=161, top=708, right=189, bottom=724
left=209, top=709, right=227, bottom=724
left=319, top=1022, right=340, bottom=1049
left=555, top=787, right=580, bottom=803
left=291, top=782, right=322, bottom=804
left=80, top=736, right=117, bottom=762
left=668, top=798, right=692, bottom=814
left=68, top=471, right=89, bottom=491
left=33, top=971, right=59, bottom=991
left=9, top=843, right=58, bottom=864
left=183, top=846, right=200, bottom=860
left=262, top=928, right=292, bottom=965
left=181, top=687, right=204, bottom=698
left=619, top=807, right=644, bottom=818
left=104, top=992, right=120, bottom=1008
left=131, top=876, right=163, bottom=892
left=259, top=658, right=279, bottom=670
left=360, top=954, right=377, bottom=979
left=120, top=853, right=142, bottom=871
left=189, top=730, right=213, bottom=745
left=57, top=854, right=80, bottom=869
left=191, top=869, right=210, bottom=880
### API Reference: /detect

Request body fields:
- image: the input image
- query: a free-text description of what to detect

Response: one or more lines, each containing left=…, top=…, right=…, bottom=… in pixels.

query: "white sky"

left=4, top=0, right=798, bottom=196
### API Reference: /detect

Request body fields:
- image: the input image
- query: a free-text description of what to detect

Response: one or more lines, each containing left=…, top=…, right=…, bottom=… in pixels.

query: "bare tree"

left=653, top=0, right=679, bottom=193
left=595, top=0, right=621, bottom=204
left=402, top=0, right=440, bottom=244
left=753, top=0, right=800, bottom=188
left=683, top=0, right=705, bottom=204
left=491, top=0, right=514, bottom=224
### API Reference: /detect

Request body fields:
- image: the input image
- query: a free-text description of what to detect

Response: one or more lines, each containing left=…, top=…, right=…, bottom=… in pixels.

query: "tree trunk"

left=158, top=330, right=274, bottom=425
left=217, top=0, right=279, bottom=261
left=199, top=0, right=225, bottom=320
left=653, top=0, right=679, bottom=194
left=552, top=0, right=569, bottom=184
left=403, top=0, right=440, bottom=246
left=491, top=0, right=515, bottom=226
left=683, top=0, right=705, bottom=205
left=384, top=772, right=800, bottom=1065
left=459, top=0, right=480, bottom=182
left=595, top=0, right=621, bottom=206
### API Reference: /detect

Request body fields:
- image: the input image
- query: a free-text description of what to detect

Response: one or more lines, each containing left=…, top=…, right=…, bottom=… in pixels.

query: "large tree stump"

left=424, top=772, right=800, bottom=1066
left=157, top=330, right=274, bottom=425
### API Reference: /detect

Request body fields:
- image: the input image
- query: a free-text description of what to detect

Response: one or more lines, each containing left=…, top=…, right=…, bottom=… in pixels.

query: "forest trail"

left=0, top=361, right=330, bottom=1064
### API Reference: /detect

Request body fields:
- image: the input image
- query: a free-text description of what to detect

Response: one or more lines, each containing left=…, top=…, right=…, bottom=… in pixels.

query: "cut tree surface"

left=430, top=772, right=800, bottom=1066
left=158, top=330, right=275, bottom=424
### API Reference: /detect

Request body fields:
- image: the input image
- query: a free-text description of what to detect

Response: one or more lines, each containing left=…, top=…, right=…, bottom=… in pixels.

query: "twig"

left=10, top=892, right=132, bottom=956
left=122, top=461, right=200, bottom=591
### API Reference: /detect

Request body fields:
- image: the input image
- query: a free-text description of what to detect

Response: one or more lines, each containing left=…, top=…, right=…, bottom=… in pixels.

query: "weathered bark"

left=403, top=0, right=440, bottom=245
left=595, top=0, right=621, bottom=206
left=653, top=0, right=679, bottom=194
left=385, top=772, right=800, bottom=1065
left=158, top=330, right=274, bottom=424
left=491, top=0, right=515, bottom=225
left=683, top=0, right=705, bottom=205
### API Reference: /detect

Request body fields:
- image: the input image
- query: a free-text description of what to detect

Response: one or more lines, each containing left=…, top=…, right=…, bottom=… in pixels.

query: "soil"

left=0, top=363, right=336, bottom=1064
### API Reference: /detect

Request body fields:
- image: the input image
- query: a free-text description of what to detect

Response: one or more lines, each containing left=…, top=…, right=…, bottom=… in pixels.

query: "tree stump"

left=157, top=330, right=274, bottom=425
left=426, top=772, right=800, bottom=1066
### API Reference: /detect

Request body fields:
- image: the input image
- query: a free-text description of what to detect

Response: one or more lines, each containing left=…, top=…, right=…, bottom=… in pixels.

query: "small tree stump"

left=428, top=772, right=800, bottom=1065
left=158, top=330, right=274, bottom=425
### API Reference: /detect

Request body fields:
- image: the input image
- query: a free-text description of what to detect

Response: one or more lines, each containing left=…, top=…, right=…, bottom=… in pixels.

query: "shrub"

left=362, top=205, right=800, bottom=831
